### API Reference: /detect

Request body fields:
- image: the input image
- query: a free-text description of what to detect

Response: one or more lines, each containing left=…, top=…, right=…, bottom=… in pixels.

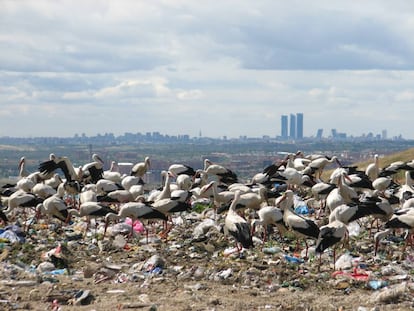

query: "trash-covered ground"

left=0, top=205, right=414, bottom=311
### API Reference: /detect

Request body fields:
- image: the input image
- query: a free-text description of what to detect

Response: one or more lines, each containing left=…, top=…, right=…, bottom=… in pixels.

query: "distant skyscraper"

left=316, top=129, right=323, bottom=139
left=296, top=113, right=303, bottom=139
left=281, top=115, right=288, bottom=139
left=382, top=129, right=387, bottom=140
left=289, top=114, right=296, bottom=139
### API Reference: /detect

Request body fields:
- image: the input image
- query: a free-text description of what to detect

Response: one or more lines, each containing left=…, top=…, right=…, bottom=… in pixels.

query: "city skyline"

left=1, top=1, right=413, bottom=139
left=0, top=125, right=401, bottom=141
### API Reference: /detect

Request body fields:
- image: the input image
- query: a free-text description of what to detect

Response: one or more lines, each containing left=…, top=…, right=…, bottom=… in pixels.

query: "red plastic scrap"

left=331, top=268, right=370, bottom=282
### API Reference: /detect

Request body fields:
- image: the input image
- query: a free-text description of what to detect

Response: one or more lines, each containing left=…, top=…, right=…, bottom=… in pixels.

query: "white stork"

left=384, top=209, right=414, bottom=253
left=251, top=205, right=286, bottom=243
left=35, top=192, right=71, bottom=226
left=308, top=155, right=342, bottom=180
left=18, top=156, right=30, bottom=178
left=147, top=171, right=173, bottom=202
left=203, top=159, right=238, bottom=185
left=365, top=154, right=380, bottom=181
left=396, top=171, right=414, bottom=205
left=38, top=154, right=79, bottom=182
left=151, top=197, right=192, bottom=238
left=103, top=161, right=122, bottom=183
left=3, top=190, right=43, bottom=230
left=274, top=167, right=313, bottom=189
left=104, top=202, right=167, bottom=242
left=32, top=183, right=57, bottom=199
left=201, top=180, right=235, bottom=208
left=277, top=190, right=320, bottom=258
left=168, top=163, right=196, bottom=177
left=80, top=185, right=98, bottom=204
left=81, top=153, right=105, bottom=183
left=373, top=228, right=393, bottom=256
left=121, top=175, right=143, bottom=191
left=315, top=219, right=347, bottom=270
left=130, top=156, right=151, bottom=183
left=95, top=179, right=123, bottom=196
left=44, top=173, right=64, bottom=190
left=70, top=201, right=116, bottom=236
left=175, top=174, right=193, bottom=191
left=224, top=190, right=254, bottom=252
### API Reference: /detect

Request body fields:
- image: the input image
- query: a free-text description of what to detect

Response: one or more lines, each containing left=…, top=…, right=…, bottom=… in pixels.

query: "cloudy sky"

left=1, top=0, right=414, bottom=139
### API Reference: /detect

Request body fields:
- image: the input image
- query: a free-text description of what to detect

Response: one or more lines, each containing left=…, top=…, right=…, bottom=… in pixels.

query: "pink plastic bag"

left=125, top=218, right=145, bottom=233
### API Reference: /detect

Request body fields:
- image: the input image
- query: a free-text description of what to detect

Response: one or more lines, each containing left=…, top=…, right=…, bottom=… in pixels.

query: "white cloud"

left=176, top=89, right=203, bottom=100
left=0, top=1, right=413, bottom=138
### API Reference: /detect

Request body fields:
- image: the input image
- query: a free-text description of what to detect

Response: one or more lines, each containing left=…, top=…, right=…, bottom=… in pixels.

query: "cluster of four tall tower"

left=281, top=113, right=303, bottom=140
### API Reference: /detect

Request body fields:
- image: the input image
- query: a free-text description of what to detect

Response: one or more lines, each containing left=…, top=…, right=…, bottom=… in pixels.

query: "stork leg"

left=368, top=218, right=380, bottom=238
left=103, top=220, right=109, bottom=238
left=318, top=253, right=322, bottom=272
left=304, top=240, right=309, bottom=259
left=403, top=233, right=414, bottom=253
left=85, top=216, right=91, bottom=237
left=159, top=218, right=174, bottom=240
left=374, top=239, right=380, bottom=256
left=342, top=229, right=350, bottom=250
left=263, top=227, right=268, bottom=244
left=145, top=227, right=149, bottom=244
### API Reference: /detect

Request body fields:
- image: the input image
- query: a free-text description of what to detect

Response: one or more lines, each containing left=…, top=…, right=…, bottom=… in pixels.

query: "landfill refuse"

left=368, top=280, right=388, bottom=290
left=370, top=282, right=407, bottom=303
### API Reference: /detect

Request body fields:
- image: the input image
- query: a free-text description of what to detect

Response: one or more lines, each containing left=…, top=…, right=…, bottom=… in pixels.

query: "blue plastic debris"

left=294, top=205, right=315, bottom=214
left=44, top=269, right=67, bottom=275
left=284, top=255, right=304, bottom=264
left=151, top=266, right=163, bottom=274
left=368, top=280, right=388, bottom=290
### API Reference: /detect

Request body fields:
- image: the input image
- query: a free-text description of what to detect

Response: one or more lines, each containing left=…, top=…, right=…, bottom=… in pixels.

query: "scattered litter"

left=217, top=268, right=232, bottom=279
left=106, top=289, right=126, bottom=294
left=143, top=254, right=165, bottom=272
left=284, top=255, right=304, bottom=264
left=370, top=282, right=407, bottom=303
left=334, top=253, right=353, bottom=270
left=368, top=280, right=388, bottom=290
left=262, top=246, right=281, bottom=254
left=332, top=268, right=370, bottom=282
left=72, top=289, right=93, bottom=305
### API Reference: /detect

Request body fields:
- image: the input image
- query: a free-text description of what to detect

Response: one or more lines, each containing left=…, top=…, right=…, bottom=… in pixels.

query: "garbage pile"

left=0, top=204, right=413, bottom=310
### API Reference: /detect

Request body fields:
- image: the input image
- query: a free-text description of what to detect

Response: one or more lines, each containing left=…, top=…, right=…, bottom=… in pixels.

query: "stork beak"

left=18, top=158, right=24, bottom=170
left=201, top=182, right=214, bottom=194
left=104, top=220, right=109, bottom=237
left=97, top=156, right=104, bottom=164
left=279, top=193, right=287, bottom=203
left=344, top=174, right=353, bottom=183
left=336, top=158, right=343, bottom=167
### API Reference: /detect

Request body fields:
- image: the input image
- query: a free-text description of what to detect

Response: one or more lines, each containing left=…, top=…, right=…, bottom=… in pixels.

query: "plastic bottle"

left=262, top=246, right=281, bottom=254
left=368, top=280, right=388, bottom=290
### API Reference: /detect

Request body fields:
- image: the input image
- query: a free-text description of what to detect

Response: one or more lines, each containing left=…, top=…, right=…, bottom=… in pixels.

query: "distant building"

left=316, top=129, right=323, bottom=139
left=296, top=113, right=303, bottom=139
left=281, top=115, right=288, bottom=139
left=289, top=114, right=296, bottom=139
left=382, top=129, right=387, bottom=140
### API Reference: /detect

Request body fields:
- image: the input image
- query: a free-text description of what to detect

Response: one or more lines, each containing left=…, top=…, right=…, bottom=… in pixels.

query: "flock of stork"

left=1, top=151, right=414, bottom=269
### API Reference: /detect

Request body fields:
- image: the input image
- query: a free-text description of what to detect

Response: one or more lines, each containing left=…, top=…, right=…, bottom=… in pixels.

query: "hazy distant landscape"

left=2, top=135, right=414, bottom=182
